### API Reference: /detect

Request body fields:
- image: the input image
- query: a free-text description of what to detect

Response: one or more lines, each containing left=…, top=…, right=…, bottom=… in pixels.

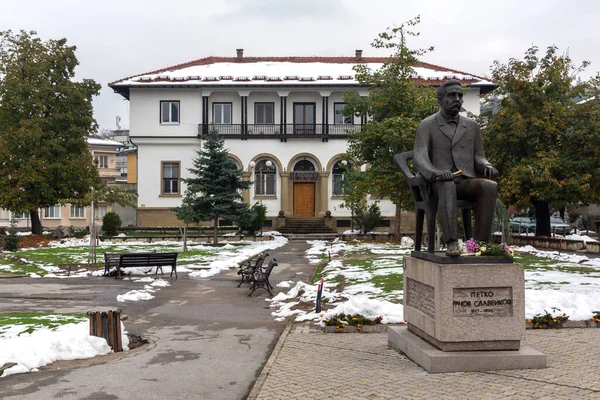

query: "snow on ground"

left=269, top=239, right=600, bottom=324
left=187, top=234, right=288, bottom=279
left=1, top=233, right=288, bottom=279
left=0, top=320, right=129, bottom=378
left=116, top=277, right=171, bottom=302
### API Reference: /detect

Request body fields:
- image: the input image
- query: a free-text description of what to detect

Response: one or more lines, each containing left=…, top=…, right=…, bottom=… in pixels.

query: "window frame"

left=213, top=102, right=233, bottom=125
left=254, top=102, right=275, bottom=125
left=70, top=205, right=86, bottom=219
left=332, top=160, right=351, bottom=196
left=254, top=159, right=277, bottom=197
left=161, top=161, right=181, bottom=196
left=95, top=205, right=108, bottom=220
left=44, top=205, right=61, bottom=219
left=160, top=100, right=180, bottom=124
left=334, top=102, right=352, bottom=124
left=95, top=155, right=108, bottom=168
left=10, top=211, right=27, bottom=219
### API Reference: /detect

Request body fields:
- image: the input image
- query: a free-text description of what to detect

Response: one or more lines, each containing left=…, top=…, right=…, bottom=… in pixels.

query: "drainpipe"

left=128, top=137, right=139, bottom=227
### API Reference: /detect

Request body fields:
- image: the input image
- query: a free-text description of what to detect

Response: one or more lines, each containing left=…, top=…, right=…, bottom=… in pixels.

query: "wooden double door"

left=293, top=182, right=315, bottom=216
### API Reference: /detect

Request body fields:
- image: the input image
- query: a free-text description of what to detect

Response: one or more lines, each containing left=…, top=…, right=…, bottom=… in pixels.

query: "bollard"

left=315, top=279, right=324, bottom=313
left=87, top=309, right=123, bottom=352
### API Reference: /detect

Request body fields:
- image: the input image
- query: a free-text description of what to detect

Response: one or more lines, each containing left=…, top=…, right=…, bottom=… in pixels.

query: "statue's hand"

left=434, top=171, right=454, bottom=182
left=484, top=166, right=498, bottom=179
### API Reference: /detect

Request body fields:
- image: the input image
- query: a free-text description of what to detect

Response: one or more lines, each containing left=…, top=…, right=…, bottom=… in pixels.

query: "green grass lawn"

left=0, top=312, right=87, bottom=337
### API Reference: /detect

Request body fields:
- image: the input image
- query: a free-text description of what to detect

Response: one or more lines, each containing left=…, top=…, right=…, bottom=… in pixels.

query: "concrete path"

left=0, top=240, right=315, bottom=400
left=254, top=324, right=600, bottom=399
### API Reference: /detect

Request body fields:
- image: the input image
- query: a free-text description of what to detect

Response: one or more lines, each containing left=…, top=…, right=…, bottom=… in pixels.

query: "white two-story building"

left=109, top=49, right=494, bottom=230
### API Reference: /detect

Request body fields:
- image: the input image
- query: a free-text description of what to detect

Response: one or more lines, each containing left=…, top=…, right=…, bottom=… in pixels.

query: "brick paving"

left=254, top=326, right=600, bottom=399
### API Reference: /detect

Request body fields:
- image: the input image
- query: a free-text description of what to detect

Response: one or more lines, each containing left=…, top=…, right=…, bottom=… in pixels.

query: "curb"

left=0, top=274, right=27, bottom=279
left=321, top=321, right=600, bottom=333
left=247, top=317, right=295, bottom=400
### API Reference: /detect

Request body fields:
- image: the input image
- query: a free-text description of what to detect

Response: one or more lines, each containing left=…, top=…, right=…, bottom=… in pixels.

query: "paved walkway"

left=254, top=325, right=600, bottom=399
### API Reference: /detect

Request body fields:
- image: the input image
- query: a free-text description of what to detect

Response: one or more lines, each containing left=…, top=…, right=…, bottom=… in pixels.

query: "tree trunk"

left=213, top=217, right=219, bottom=245
left=30, top=210, right=42, bottom=235
left=183, top=224, right=188, bottom=252
left=559, top=207, right=565, bottom=221
left=394, top=204, right=402, bottom=241
left=533, top=200, right=551, bottom=237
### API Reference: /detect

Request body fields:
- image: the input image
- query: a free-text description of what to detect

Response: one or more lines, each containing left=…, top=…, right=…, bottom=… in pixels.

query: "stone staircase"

left=277, top=217, right=338, bottom=240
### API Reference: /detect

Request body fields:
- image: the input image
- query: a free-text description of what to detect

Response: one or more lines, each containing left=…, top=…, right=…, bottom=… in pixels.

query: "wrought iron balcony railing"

left=197, top=124, right=361, bottom=140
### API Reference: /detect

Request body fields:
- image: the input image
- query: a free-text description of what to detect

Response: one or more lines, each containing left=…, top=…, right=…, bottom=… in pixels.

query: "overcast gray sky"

left=2, top=0, right=599, bottom=132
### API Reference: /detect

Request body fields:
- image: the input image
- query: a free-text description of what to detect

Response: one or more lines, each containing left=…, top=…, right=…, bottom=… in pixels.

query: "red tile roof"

left=109, top=55, right=491, bottom=87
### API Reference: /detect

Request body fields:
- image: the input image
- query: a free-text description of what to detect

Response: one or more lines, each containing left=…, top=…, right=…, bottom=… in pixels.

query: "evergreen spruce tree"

left=342, top=17, right=438, bottom=239
left=0, top=30, right=101, bottom=234
left=176, top=129, right=251, bottom=244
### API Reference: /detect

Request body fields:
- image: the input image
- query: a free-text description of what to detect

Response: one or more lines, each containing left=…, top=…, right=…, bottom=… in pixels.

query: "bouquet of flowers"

left=464, top=238, right=514, bottom=259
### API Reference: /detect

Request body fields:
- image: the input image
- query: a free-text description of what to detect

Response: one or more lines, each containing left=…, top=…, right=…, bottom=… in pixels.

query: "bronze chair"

left=394, top=151, right=473, bottom=253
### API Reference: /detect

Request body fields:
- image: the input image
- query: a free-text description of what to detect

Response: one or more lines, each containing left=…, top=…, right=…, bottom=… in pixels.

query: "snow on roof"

left=86, top=137, right=123, bottom=147
left=109, top=54, right=495, bottom=98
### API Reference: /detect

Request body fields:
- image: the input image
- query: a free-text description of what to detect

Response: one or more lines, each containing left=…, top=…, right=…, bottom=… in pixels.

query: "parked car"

left=550, top=217, right=571, bottom=235
left=510, top=217, right=536, bottom=233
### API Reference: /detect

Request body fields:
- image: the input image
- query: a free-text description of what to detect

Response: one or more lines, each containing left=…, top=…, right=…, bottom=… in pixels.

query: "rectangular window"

left=333, top=174, right=344, bottom=196
left=255, top=102, right=274, bottom=124
left=70, top=205, right=85, bottom=219
left=162, top=162, right=180, bottom=195
left=95, top=155, right=108, bottom=168
left=11, top=211, right=26, bottom=219
left=44, top=205, right=61, bottom=219
left=160, top=101, right=180, bottom=124
left=334, top=103, right=352, bottom=124
left=256, top=174, right=276, bottom=196
left=213, top=103, right=232, bottom=124
left=95, top=205, right=107, bottom=219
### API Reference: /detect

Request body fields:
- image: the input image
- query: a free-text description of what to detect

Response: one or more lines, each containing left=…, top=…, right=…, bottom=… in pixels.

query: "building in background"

left=109, top=49, right=494, bottom=230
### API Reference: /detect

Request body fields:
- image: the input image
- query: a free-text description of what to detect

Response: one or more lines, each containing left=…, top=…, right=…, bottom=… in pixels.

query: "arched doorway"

left=292, top=159, right=317, bottom=216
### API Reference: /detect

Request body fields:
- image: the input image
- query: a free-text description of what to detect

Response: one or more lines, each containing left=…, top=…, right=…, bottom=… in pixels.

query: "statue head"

left=437, top=80, right=463, bottom=117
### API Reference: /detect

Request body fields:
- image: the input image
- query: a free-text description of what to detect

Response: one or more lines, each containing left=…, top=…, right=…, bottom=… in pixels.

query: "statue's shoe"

left=446, top=241, right=461, bottom=257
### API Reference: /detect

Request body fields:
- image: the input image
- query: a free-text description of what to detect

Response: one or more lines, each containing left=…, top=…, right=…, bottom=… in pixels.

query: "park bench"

left=103, top=252, right=178, bottom=279
left=248, top=257, right=278, bottom=297
left=237, top=252, right=268, bottom=287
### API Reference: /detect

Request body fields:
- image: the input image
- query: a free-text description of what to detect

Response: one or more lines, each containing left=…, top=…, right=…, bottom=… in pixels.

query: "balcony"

left=197, top=124, right=362, bottom=141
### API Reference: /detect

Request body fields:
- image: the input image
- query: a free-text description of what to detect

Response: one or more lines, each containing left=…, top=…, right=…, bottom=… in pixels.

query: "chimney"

left=355, top=49, right=363, bottom=61
left=236, top=48, right=244, bottom=60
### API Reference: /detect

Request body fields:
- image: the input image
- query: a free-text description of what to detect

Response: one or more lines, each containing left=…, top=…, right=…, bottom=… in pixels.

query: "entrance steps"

left=285, top=233, right=339, bottom=241
left=277, top=217, right=338, bottom=236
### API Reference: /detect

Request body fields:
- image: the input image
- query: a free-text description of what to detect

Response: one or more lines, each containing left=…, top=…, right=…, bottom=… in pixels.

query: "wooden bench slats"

left=104, top=252, right=178, bottom=278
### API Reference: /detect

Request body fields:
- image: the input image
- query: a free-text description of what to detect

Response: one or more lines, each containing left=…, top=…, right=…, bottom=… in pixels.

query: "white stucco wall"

left=131, top=85, right=482, bottom=218
left=136, top=139, right=199, bottom=209
left=130, top=88, right=202, bottom=137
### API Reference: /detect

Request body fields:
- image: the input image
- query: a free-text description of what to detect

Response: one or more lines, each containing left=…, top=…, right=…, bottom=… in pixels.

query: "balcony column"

left=279, top=171, right=291, bottom=216
left=202, top=95, right=209, bottom=135
left=277, top=91, right=290, bottom=139
left=241, top=95, right=248, bottom=138
left=318, top=171, right=330, bottom=217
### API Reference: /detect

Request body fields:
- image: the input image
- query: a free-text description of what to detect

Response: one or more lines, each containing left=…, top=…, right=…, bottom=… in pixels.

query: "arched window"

left=332, top=160, right=351, bottom=196
left=254, top=159, right=276, bottom=196
left=293, top=159, right=316, bottom=172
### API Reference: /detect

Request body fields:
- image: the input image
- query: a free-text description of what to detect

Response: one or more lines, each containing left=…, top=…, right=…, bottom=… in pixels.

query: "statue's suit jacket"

left=413, top=112, right=493, bottom=182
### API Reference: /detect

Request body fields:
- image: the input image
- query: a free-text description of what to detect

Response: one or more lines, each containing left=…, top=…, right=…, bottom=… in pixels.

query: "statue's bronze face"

left=440, top=84, right=463, bottom=116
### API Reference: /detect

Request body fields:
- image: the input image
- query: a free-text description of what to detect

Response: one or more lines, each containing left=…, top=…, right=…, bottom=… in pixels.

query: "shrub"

left=102, top=212, right=122, bottom=236
left=235, top=202, right=267, bottom=235
left=3, top=227, right=20, bottom=251
left=352, top=203, right=383, bottom=233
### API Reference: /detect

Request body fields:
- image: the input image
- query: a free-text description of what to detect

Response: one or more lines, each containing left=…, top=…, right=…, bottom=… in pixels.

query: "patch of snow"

left=0, top=321, right=122, bottom=378
left=117, top=290, right=154, bottom=302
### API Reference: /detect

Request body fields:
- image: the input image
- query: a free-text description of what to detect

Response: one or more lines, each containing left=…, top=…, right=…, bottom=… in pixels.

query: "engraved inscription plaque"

left=453, top=287, right=513, bottom=317
left=406, top=278, right=435, bottom=318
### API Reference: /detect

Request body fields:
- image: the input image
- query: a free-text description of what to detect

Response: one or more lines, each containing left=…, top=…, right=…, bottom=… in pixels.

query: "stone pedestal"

left=388, top=254, right=546, bottom=373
